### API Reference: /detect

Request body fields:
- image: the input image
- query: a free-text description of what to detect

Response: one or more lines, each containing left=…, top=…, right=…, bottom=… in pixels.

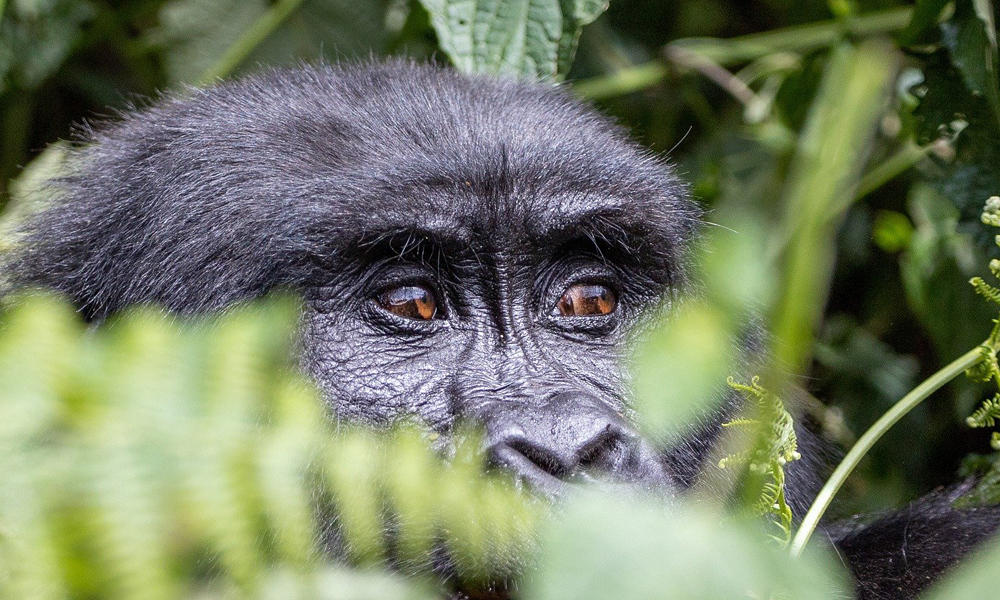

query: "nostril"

left=576, top=424, right=628, bottom=471
left=486, top=439, right=573, bottom=498
left=506, top=437, right=571, bottom=479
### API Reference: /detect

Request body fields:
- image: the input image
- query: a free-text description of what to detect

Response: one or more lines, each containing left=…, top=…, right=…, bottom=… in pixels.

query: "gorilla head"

left=5, top=61, right=701, bottom=496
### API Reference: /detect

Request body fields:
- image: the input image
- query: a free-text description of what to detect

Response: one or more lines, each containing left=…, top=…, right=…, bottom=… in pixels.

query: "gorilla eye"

left=553, top=283, right=617, bottom=317
left=377, top=285, right=438, bottom=320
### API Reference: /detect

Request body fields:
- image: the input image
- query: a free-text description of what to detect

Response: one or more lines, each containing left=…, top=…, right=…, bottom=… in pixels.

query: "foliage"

left=527, top=493, right=846, bottom=600
left=719, top=377, right=800, bottom=546
left=0, top=294, right=857, bottom=599
left=0, top=295, right=538, bottom=599
left=419, top=0, right=608, bottom=79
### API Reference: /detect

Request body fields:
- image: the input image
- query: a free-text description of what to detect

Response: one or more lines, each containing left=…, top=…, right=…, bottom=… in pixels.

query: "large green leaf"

left=418, top=0, right=608, bottom=79
left=527, top=493, right=849, bottom=600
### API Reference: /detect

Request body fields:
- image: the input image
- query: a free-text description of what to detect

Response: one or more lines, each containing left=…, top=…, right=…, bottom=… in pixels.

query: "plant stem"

left=573, top=62, right=668, bottom=100
left=855, top=141, right=935, bottom=200
left=789, top=346, right=985, bottom=558
left=197, top=0, right=308, bottom=85
left=573, top=6, right=912, bottom=100
left=672, top=6, right=912, bottom=66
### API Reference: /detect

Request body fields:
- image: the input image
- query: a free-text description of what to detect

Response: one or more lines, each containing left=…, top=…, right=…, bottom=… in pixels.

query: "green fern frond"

left=971, top=277, right=1000, bottom=306
left=0, top=294, right=541, bottom=599
left=982, top=196, right=1000, bottom=227
left=968, top=395, right=1000, bottom=429
left=719, top=376, right=800, bottom=546
left=965, top=345, right=999, bottom=383
left=959, top=197, right=1000, bottom=509
left=989, top=259, right=1000, bottom=280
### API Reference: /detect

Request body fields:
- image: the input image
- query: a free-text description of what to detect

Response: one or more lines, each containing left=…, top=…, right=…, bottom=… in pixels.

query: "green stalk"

left=789, top=346, right=985, bottom=558
left=573, top=62, right=668, bottom=100
left=573, top=7, right=911, bottom=99
left=672, top=6, right=912, bottom=66
left=855, top=141, right=935, bottom=200
left=771, top=41, right=896, bottom=374
left=197, top=0, right=308, bottom=84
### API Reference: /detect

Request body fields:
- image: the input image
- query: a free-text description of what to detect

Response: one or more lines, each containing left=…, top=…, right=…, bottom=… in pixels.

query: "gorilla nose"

left=485, top=392, right=663, bottom=495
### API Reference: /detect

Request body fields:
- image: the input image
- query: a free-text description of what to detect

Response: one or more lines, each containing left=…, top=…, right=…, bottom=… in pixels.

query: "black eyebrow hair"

left=346, top=225, right=474, bottom=280
left=533, top=205, right=686, bottom=292
left=536, top=207, right=654, bottom=255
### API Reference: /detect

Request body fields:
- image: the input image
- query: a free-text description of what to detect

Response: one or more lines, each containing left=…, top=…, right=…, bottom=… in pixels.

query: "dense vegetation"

left=3, top=0, right=1000, bottom=598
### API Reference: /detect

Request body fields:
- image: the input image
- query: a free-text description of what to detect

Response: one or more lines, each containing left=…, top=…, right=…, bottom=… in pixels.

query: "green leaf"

left=897, top=0, right=951, bottom=46
left=633, top=302, right=735, bottom=442
left=418, top=0, right=608, bottom=80
left=528, top=493, right=850, bottom=600
left=147, top=0, right=390, bottom=85
left=260, top=568, right=433, bottom=600
left=0, top=0, right=95, bottom=92
left=146, top=0, right=270, bottom=84
left=912, top=50, right=1000, bottom=246
left=921, top=534, right=1000, bottom=600
left=0, top=141, right=68, bottom=254
left=940, top=0, right=1000, bottom=128
left=901, top=184, right=995, bottom=360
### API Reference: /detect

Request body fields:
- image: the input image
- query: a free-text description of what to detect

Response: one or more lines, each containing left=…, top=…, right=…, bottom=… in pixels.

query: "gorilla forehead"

left=218, top=61, right=697, bottom=235
left=7, top=61, right=698, bottom=316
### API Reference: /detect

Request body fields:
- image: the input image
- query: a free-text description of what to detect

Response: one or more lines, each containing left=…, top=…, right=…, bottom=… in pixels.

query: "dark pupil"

left=556, top=284, right=616, bottom=316
left=380, top=286, right=436, bottom=320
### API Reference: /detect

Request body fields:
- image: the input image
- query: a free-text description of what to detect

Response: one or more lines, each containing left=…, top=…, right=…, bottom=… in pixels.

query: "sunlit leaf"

left=418, top=0, right=608, bottom=79
left=528, top=492, right=850, bottom=600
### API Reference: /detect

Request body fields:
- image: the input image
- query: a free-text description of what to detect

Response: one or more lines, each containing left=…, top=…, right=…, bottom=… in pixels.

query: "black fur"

left=3, top=61, right=998, bottom=600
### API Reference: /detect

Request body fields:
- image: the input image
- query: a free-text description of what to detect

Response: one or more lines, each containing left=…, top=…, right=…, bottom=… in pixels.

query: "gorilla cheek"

left=299, top=309, right=457, bottom=426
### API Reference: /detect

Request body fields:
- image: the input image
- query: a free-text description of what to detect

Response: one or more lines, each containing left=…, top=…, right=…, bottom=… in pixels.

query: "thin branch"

left=789, top=346, right=985, bottom=557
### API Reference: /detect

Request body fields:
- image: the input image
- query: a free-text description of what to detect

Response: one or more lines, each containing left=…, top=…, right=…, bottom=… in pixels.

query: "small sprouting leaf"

left=418, top=0, right=609, bottom=80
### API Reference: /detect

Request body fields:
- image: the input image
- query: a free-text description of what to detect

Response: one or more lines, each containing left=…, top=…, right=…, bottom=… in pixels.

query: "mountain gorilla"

left=3, top=61, right=999, bottom=599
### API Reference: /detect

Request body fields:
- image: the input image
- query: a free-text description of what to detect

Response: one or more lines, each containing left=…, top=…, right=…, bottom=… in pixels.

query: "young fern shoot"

left=965, top=197, right=1000, bottom=451
left=719, top=376, right=801, bottom=546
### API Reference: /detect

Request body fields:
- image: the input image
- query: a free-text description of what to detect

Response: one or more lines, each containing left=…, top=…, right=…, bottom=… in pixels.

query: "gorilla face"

left=299, top=170, right=686, bottom=494
left=5, top=61, right=699, bottom=494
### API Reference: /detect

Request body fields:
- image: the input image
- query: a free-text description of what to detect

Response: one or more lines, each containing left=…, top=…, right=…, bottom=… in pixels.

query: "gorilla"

left=3, top=61, right=999, bottom=600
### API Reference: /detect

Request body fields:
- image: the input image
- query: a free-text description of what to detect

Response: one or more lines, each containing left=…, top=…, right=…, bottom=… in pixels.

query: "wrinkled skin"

left=5, top=61, right=999, bottom=600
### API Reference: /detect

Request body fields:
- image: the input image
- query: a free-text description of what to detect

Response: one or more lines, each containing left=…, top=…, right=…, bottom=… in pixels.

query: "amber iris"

left=378, top=285, right=437, bottom=320
left=554, top=283, right=617, bottom=317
